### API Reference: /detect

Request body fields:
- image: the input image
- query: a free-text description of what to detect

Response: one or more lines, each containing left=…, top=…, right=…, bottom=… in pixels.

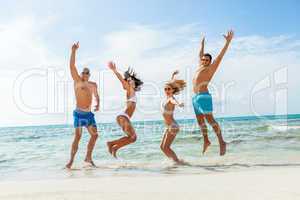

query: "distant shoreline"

left=1, top=113, right=299, bottom=129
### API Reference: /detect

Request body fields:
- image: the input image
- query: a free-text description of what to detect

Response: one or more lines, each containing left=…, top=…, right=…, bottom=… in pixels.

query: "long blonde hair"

left=166, top=79, right=186, bottom=95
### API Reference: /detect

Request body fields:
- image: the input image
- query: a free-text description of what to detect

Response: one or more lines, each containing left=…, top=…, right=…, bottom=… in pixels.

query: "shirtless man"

left=192, top=30, right=234, bottom=156
left=66, top=42, right=100, bottom=169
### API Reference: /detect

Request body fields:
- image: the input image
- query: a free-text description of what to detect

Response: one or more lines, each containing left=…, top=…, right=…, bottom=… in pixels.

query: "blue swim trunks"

left=192, top=92, right=213, bottom=115
left=73, top=109, right=97, bottom=128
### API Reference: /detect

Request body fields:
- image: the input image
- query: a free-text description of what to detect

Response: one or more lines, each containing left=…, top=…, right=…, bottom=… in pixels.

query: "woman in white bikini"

left=107, top=61, right=143, bottom=158
left=160, top=70, right=186, bottom=164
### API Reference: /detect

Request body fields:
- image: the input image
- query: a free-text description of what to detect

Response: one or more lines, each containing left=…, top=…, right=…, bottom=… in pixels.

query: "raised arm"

left=108, top=61, right=128, bottom=89
left=70, top=42, right=81, bottom=82
left=171, top=70, right=179, bottom=80
left=210, top=30, right=234, bottom=73
left=199, top=37, right=205, bottom=59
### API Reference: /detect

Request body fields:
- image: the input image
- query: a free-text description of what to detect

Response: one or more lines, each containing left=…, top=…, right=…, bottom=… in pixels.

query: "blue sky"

left=2, top=1, right=299, bottom=33
left=0, top=0, right=299, bottom=126
left=2, top=0, right=300, bottom=55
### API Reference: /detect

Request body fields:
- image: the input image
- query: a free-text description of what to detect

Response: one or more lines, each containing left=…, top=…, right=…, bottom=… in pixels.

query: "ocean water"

left=0, top=114, right=300, bottom=181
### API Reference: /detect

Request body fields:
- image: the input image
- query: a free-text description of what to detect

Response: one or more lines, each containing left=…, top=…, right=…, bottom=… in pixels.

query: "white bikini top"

left=161, top=97, right=175, bottom=114
left=127, top=94, right=137, bottom=103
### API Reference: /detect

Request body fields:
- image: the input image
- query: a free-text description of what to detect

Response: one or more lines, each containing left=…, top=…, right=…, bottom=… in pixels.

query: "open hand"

left=223, top=30, right=234, bottom=43
left=172, top=70, right=179, bottom=76
left=72, top=42, right=79, bottom=51
left=94, top=105, right=99, bottom=112
left=108, top=61, right=116, bottom=70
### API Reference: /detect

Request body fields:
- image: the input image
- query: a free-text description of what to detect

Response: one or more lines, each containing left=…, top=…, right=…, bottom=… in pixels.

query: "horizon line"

left=1, top=113, right=299, bottom=129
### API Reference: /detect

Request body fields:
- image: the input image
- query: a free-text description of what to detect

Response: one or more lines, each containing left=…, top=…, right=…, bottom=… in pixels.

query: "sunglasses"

left=201, top=58, right=210, bottom=62
left=164, top=87, right=172, bottom=91
left=82, top=72, right=90, bottom=75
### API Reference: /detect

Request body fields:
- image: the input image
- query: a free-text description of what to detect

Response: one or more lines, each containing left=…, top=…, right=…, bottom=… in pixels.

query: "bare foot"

left=202, top=140, right=211, bottom=154
left=65, top=161, right=73, bottom=169
left=84, top=160, right=96, bottom=168
left=220, top=142, right=227, bottom=156
left=111, top=145, right=118, bottom=159
left=175, top=159, right=189, bottom=166
left=107, top=142, right=114, bottom=155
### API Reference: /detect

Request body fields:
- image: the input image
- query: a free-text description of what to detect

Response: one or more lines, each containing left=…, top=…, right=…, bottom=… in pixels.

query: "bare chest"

left=193, top=67, right=211, bottom=83
left=74, top=82, right=93, bottom=94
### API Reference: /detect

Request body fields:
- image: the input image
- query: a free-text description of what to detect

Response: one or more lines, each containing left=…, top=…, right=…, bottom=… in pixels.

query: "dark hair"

left=203, top=53, right=212, bottom=61
left=124, top=67, right=143, bottom=91
left=82, top=67, right=90, bottom=73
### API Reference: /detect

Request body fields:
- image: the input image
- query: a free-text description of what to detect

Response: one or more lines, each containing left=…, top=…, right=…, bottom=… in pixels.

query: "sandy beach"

left=0, top=167, right=299, bottom=200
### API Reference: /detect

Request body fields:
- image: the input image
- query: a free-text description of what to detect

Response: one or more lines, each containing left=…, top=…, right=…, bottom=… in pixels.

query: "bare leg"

left=66, top=128, right=82, bottom=169
left=205, top=114, right=226, bottom=156
left=84, top=126, right=99, bottom=166
left=107, top=136, right=130, bottom=155
left=196, top=115, right=211, bottom=154
left=160, top=128, right=181, bottom=163
left=107, top=116, right=137, bottom=158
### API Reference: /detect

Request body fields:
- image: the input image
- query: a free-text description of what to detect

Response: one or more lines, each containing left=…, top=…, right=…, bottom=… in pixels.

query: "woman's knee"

left=160, top=143, right=165, bottom=151
left=163, top=146, right=171, bottom=153
left=128, top=134, right=137, bottom=143
left=120, top=119, right=136, bottom=142
left=160, top=144, right=169, bottom=152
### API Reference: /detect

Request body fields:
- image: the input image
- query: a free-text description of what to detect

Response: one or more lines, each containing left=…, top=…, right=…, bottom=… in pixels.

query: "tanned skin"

left=106, top=61, right=137, bottom=158
left=65, top=42, right=100, bottom=169
left=160, top=71, right=185, bottom=164
left=192, top=30, right=234, bottom=156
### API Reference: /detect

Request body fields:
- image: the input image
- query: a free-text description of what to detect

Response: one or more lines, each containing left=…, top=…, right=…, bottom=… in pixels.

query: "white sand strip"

left=0, top=167, right=299, bottom=200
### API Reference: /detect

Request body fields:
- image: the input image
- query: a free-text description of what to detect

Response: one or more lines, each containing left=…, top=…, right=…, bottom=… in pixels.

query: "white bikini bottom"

left=165, top=122, right=179, bottom=133
left=117, top=112, right=131, bottom=120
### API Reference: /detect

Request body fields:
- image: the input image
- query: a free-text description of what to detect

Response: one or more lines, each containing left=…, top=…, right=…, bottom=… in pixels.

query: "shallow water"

left=0, top=114, right=300, bottom=181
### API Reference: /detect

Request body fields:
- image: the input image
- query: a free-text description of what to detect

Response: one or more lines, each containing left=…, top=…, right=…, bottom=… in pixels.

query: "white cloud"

left=0, top=17, right=63, bottom=127
left=0, top=17, right=60, bottom=69
left=0, top=21, right=299, bottom=127
left=95, top=25, right=300, bottom=121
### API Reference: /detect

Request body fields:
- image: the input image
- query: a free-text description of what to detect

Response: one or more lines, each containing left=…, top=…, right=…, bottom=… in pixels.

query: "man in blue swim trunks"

left=192, top=30, right=234, bottom=156
left=66, top=42, right=100, bottom=169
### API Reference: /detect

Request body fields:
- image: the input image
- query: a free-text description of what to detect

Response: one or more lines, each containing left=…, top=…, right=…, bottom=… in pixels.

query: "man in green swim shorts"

left=192, top=30, right=234, bottom=156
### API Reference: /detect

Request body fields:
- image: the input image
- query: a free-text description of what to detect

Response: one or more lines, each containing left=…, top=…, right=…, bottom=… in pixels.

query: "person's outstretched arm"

left=108, top=61, right=128, bottom=89
left=171, top=70, right=179, bottom=80
left=70, top=42, right=81, bottom=82
left=170, top=97, right=184, bottom=107
left=199, top=37, right=205, bottom=59
left=210, top=30, right=234, bottom=74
